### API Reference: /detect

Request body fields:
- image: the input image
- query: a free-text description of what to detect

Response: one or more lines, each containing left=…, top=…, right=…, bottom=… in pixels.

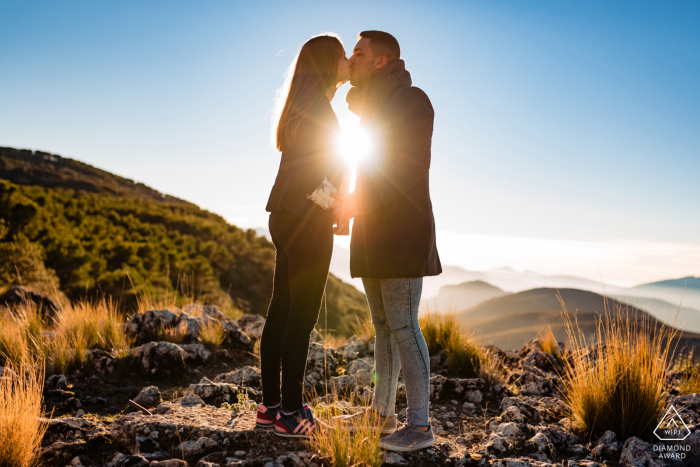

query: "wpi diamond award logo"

left=654, top=405, right=691, bottom=441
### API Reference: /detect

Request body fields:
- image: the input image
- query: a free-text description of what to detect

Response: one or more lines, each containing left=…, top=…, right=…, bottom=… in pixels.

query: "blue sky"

left=1, top=1, right=698, bottom=284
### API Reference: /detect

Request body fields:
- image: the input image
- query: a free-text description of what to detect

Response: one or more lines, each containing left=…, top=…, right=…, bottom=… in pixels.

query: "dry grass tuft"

left=154, top=324, right=188, bottom=345
left=419, top=308, right=495, bottom=379
left=538, top=326, right=563, bottom=359
left=675, top=351, right=700, bottom=395
left=0, top=299, right=131, bottom=375
left=0, top=362, right=48, bottom=467
left=478, top=351, right=507, bottom=386
left=443, top=331, right=483, bottom=377
left=558, top=292, right=678, bottom=440
left=200, top=319, right=226, bottom=353
left=349, top=312, right=375, bottom=346
left=419, top=308, right=460, bottom=356
left=309, top=403, right=383, bottom=467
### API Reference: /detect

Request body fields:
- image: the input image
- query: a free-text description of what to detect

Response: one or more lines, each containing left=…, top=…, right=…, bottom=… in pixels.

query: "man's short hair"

left=359, top=30, right=400, bottom=62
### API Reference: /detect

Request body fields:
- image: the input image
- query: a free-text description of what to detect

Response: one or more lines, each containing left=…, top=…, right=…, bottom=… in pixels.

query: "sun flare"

left=337, top=126, right=372, bottom=164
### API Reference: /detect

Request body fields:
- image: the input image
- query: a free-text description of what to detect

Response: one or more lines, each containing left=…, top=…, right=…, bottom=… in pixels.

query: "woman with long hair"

left=256, top=34, right=350, bottom=438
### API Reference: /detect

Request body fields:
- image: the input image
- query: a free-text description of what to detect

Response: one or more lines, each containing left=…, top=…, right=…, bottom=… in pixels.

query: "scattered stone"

left=178, top=393, right=206, bottom=408
left=40, top=440, right=87, bottom=460
left=124, top=309, right=179, bottom=344
left=175, top=436, right=219, bottom=457
left=620, top=437, right=668, bottom=467
left=65, top=397, right=82, bottom=409
left=131, top=342, right=187, bottom=376
left=184, top=377, right=260, bottom=406
left=46, top=373, right=69, bottom=389
left=214, top=366, right=261, bottom=387
left=328, top=374, right=357, bottom=394
left=133, top=386, right=162, bottom=408
left=384, top=452, right=408, bottom=465
left=0, top=286, right=61, bottom=322
left=105, top=453, right=150, bottom=467
left=304, top=342, right=339, bottom=390
left=592, top=430, right=620, bottom=461
left=222, top=320, right=254, bottom=351
left=337, top=336, right=368, bottom=360
left=237, top=314, right=265, bottom=340
left=273, top=452, right=304, bottom=467
left=149, top=461, right=187, bottom=467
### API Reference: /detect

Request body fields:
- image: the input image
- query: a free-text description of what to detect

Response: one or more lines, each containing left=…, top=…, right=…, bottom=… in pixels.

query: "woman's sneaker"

left=255, top=403, right=280, bottom=430
left=379, top=423, right=435, bottom=452
left=332, top=408, right=397, bottom=434
left=274, top=404, right=316, bottom=438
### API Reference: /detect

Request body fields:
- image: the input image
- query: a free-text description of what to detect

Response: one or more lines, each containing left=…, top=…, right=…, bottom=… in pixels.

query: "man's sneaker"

left=274, top=404, right=316, bottom=438
left=332, top=408, right=397, bottom=434
left=255, top=403, right=280, bottom=430
left=379, top=423, right=435, bottom=452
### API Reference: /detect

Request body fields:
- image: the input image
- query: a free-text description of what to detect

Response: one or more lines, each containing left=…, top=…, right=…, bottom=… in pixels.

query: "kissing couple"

left=259, top=30, right=442, bottom=453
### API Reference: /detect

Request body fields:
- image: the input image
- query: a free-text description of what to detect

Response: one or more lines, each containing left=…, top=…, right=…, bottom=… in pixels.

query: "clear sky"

left=1, top=1, right=698, bottom=285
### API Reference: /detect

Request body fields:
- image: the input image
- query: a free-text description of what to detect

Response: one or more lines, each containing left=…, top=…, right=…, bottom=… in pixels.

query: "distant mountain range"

left=642, top=276, right=700, bottom=289
left=326, top=244, right=700, bottom=339
left=455, top=287, right=700, bottom=350
left=428, top=280, right=509, bottom=311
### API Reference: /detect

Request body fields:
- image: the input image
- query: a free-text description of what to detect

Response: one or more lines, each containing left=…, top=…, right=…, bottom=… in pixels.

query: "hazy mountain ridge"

left=642, top=276, right=700, bottom=289
left=430, top=280, right=509, bottom=311
left=455, top=287, right=700, bottom=350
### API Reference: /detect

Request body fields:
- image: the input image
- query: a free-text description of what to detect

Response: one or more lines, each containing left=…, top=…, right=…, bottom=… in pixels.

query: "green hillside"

left=0, top=147, right=369, bottom=334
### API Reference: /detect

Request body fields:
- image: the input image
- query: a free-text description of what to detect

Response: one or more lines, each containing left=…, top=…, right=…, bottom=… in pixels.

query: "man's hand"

left=330, top=192, right=361, bottom=223
left=333, top=219, right=350, bottom=235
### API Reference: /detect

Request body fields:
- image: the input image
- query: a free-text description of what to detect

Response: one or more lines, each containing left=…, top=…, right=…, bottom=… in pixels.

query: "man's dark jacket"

left=350, top=85, right=442, bottom=278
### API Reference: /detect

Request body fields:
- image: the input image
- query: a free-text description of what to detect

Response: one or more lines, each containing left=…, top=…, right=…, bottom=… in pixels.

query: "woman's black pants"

left=260, top=209, right=333, bottom=412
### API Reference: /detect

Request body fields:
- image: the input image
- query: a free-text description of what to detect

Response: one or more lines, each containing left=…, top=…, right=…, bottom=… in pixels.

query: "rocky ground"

left=8, top=305, right=700, bottom=467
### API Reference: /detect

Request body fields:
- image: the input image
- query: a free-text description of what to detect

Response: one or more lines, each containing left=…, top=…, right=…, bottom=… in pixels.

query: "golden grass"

left=675, top=351, right=700, bottom=395
left=443, top=331, right=483, bottom=377
left=309, top=403, right=383, bottom=467
left=419, top=308, right=497, bottom=379
left=558, top=292, right=678, bottom=440
left=154, top=324, right=188, bottom=345
left=349, top=312, right=375, bottom=346
left=537, top=326, right=562, bottom=359
left=478, top=351, right=507, bottom=386
left=200, top=319, right=226, bottom=353
left=0, top=362, right=48, bottom=467
left=323, top=333, right=348, bottom=350
left=419, top=309, right=460, bottom=356
left=0, top=299, right=131, bottom=375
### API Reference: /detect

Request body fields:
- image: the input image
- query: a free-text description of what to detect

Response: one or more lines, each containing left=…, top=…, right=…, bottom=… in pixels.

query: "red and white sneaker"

left=274, top=404, right=316, bottom=438
left=255, top=403, right=280, bottom=430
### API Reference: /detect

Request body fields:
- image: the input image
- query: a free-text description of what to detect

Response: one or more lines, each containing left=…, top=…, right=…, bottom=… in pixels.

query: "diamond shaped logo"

left=654, top=405, right=691, bottom=441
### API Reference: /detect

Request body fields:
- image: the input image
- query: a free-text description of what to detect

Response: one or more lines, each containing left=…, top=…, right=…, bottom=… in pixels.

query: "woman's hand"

left=330, top=192, right=361, bottom=224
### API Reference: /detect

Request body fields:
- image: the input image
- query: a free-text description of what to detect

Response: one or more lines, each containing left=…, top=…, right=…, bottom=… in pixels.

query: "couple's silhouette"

left=259, top=30, right=441, bottom=453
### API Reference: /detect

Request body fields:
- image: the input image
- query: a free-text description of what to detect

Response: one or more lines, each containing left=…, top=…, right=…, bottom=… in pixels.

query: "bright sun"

left=337, top=126, right=372, bottom=164
left=331, top=85, right=374, bottom=195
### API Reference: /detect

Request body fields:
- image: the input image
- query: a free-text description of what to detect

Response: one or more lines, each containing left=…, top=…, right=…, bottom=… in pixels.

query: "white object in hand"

left=306, top=177, right=337, bottom=210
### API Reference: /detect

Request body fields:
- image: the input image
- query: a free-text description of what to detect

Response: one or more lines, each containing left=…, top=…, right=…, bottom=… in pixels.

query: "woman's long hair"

left=273, top=34, right=345, bottom=152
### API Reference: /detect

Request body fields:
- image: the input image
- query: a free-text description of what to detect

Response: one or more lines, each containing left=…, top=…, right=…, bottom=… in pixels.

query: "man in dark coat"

left=331, top=31, right=441, bottom=453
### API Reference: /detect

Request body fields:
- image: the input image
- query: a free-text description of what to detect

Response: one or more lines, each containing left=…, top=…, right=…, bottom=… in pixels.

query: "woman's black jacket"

left=266, top=97, right=343, bottom=225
